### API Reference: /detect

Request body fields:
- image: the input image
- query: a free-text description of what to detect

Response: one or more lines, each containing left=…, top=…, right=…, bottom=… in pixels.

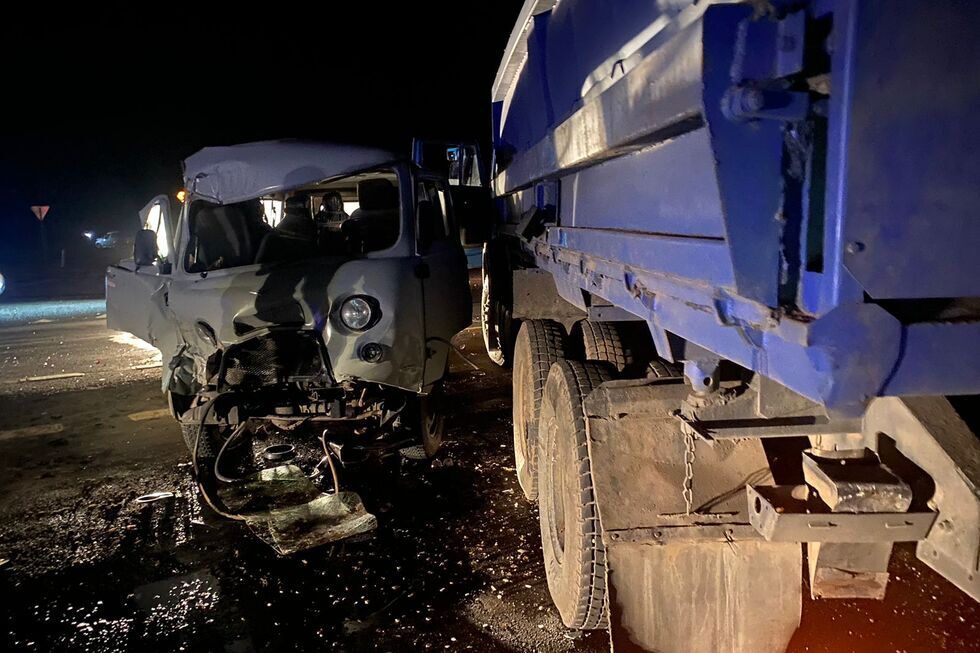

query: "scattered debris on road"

left=134, top=491, right=176, bottom=504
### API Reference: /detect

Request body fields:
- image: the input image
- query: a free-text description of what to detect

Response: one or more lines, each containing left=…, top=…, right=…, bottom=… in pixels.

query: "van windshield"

left=184, top=168, right=400, bottom=272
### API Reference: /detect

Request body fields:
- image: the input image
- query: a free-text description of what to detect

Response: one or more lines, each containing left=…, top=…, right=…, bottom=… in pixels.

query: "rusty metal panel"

left=605, top=540, right=801, bottom=653
left=511, top=268, right=586, bottom=320
left=746, top=485, right=936, bottom=543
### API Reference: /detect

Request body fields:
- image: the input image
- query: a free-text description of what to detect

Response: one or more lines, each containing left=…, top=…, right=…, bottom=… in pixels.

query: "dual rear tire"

left=512, top=318, right=615, bottom=630
left=508, top=316, right=798, bottom=648
left=512, top=319, right=647, bottom=502
left=512, top=319, right=567, bottom=501
left=537, top=359, right=613, bottom=630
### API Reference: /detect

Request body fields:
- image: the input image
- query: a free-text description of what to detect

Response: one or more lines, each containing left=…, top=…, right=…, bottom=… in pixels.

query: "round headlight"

left=340, top=296, right=374, bottom=330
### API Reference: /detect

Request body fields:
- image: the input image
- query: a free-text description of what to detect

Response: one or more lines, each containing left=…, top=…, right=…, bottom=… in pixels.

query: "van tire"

left=512, top=319, right=567, bottom=501
left=420, top=384, right=446, bottom=458
left=181, top=422, right=218, bottom=460
left=538, top=360, right=613, bottom=630
left=481, top=241, right=515, bottom=367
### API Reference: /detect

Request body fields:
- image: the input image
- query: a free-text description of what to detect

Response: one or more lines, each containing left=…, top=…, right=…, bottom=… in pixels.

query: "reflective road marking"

left=19, top=372, right=86, bottom=383
left=0, top=424, right=65, bottom=441
left=127, top=408, right=171, bottom=422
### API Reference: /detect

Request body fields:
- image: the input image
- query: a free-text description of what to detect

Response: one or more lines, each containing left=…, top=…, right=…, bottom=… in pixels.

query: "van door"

left=411, top=139, right=486, bottom=188
left=105, top=195, right=178, bottom=359
left=415, top=176, right=472, bottom=387
left=411, top=139, right=494, bottom=264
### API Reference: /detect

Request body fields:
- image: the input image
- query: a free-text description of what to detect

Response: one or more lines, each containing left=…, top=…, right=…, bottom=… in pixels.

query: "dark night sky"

left=0, top=1, right=524, bottom=266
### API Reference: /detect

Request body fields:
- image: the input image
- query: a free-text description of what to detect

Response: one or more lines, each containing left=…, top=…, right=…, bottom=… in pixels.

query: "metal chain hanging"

left=683, top=429, right=696, bottom=515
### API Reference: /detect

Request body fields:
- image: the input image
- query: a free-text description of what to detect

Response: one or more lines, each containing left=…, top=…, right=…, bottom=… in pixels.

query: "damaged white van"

left=106, top=141, right=477, bottom=544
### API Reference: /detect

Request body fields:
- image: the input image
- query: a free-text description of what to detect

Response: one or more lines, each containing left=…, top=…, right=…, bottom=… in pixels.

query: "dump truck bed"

left=491, top=0, right=980, bottom=414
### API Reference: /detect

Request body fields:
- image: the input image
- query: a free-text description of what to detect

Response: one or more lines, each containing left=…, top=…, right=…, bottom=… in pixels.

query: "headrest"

left=284, top=194, right=308, bottom=212
left=277, top=212, right=315, bottom=239
left=357, top=179, right=399, bottom=211
left=320, top=191, right=344, bottom=212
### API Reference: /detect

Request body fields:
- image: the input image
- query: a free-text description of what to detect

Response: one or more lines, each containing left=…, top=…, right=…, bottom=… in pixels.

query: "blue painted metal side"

left=492, top=0, right=980, bottom=415
left=838, top=1, right=980, bottom=300
left=562, top=130, right=726, bottom=238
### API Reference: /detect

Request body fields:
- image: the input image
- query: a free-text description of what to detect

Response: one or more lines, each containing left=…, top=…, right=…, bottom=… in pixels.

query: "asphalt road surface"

left=0, top=309, right=976, bottom=652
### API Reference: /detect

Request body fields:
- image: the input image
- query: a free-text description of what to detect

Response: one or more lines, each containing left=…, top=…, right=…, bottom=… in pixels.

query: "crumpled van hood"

left=184, top=140, right=399, bottom=204
left=166, top=257, right=426, bottom=394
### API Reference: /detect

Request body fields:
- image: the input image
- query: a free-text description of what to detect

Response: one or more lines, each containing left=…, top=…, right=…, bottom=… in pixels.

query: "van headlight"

left=339, top=296, right=376, bottom=331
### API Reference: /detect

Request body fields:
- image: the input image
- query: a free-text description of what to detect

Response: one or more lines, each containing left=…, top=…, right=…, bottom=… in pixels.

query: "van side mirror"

left=449, top=186, right=493, bottom=246
left=134, top=229, right=159, bottom=266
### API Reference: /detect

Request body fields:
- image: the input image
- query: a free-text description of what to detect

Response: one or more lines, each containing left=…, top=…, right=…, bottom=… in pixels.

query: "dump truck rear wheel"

left=538, top=359, right=614, bottom=630
left=574, top=320, right=633, bottom=374
left=512, top=319, right=567, bottom=501
left=646, top=358, right=682, bottom=379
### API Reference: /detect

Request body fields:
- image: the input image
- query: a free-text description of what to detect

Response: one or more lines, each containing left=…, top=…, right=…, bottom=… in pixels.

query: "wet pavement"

left=0, top=313, right=976, bottom=652
left=0, top=299, right=107, bottom=327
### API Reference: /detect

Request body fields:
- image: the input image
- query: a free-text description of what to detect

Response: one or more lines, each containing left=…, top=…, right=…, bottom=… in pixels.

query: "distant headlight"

left=339, top=296, right=376, bottom=331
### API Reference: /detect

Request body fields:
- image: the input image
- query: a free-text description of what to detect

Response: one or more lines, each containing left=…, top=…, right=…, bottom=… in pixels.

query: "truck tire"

left=481, top=241, right=515, bottom=367
left=512, top=319, right=567, bottom=501
left=537, top=359, right=614, bottom=630
left=576, top=320, right=633, bottom=374
left=646, top=358, right=682, bottom=379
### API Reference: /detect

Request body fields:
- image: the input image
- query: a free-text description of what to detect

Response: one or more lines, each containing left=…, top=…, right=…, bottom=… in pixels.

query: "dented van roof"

left=183, top=140, right=400, bottom=204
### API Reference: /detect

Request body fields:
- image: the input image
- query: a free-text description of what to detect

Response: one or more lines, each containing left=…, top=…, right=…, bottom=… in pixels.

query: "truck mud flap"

left=605, top=541, right=800, bottom=653
left=583, top=379, right=801, bottom=653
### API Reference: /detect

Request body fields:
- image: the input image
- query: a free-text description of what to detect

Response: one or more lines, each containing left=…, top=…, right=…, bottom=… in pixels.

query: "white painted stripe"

left=127, top=408, right=171, bottom=422
left=20, top=372, right=86, bottom=383
left=0, top=423, right=64, bottom=441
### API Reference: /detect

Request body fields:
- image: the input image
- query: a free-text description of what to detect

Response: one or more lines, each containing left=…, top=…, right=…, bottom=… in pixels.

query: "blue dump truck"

left=458, top=1, right=980, bottom=651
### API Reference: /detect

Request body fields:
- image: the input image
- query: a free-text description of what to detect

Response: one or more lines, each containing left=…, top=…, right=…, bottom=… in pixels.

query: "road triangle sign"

left=30, top=205, right=50, bottom=222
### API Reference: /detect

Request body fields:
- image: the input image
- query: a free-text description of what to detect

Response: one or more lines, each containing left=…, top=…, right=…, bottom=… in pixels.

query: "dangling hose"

left=214, top=421, right=250, bottom=483
left=191, top=394, right=247, bottom=522
left=319, top=429, right=341, bottom=495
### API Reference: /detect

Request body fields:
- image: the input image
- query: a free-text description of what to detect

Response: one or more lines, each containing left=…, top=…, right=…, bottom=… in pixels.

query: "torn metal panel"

left=220, top=464, right=377, bottom=555
left=167, top=256, right=428, bottom=393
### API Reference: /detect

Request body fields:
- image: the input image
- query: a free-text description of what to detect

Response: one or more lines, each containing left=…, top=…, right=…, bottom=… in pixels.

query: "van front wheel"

left=481, top=241, right=515, bottom=367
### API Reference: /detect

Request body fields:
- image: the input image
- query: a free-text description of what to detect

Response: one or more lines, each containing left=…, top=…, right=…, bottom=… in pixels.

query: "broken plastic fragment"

left=135, top=491, right=175, bottom=504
